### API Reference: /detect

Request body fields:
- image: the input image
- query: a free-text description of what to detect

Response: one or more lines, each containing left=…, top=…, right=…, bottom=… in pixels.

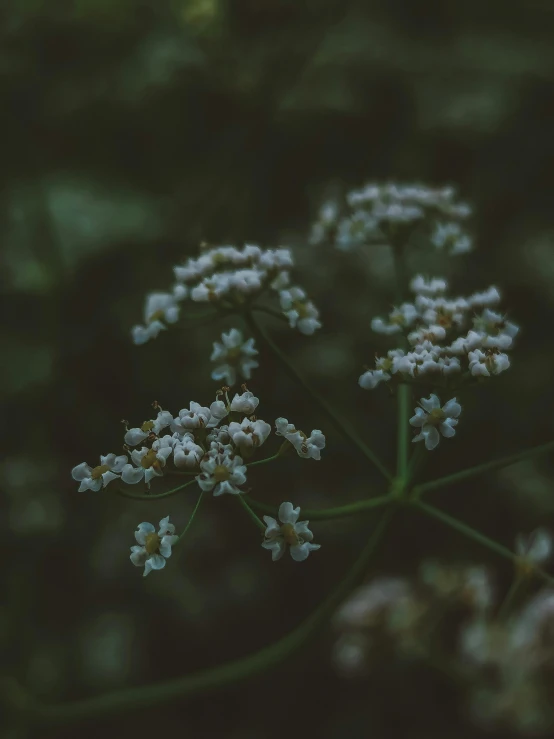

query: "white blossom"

left=71, top=453, right=128, bottom=492
left=359, top=368, right=391, bottom=389
left=121, top=446, right=173, bottom=485
left=274, top=418, right=325, bottom=460
left=515, top=529, right=553, bottom=567
left=171, top=401, right=227, bottom=432
left=130, top=516, right=179, bottom=577
left=196, top=449, right=247, bottom=496
left=124, top=410, right=174, bottom=446
left=173, top=434, right=204, bottom=469
left=279, top=286, right=322, bottom=335
left=410, top=275, right=448, bottom=296
left=336, top=211, right=378, bottom=250
left=230, top=391, right=259, bottom=415
left=468, top=349, right=510, bottom=377
left=410, top=394, right=461, bottom=450
left=210, top=328, right=258, bottom=386
left=262, top=502, right=320, bottom=562
left=132, top=293, right=180, bottom=345
left=227, top=417, right=271, bottom=453
left=431, top=222, right=473, bottom=255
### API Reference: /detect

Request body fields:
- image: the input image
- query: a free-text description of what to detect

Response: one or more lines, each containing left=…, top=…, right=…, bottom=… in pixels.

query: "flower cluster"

left=71, top=390, right=327, bottom=573
left=132, top=243, right=321, bottom=342
left=334, top=531, right=554, bottom=734
left=310, top=182, right=472, bottom=254
left=359, top=275, right=518, bottom=391
left=333, top=560, right=493, bottom=676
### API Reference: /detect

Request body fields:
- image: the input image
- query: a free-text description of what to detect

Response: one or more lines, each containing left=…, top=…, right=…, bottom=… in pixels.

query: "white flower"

left=336, top=211, right=378, bottom=250
left=130, top=516, right=179, bottom=577
left=124, top=410, right=174, bottom=446
left=408, top=324, right=447, bottom=345
left=132, top=293, right=180, bottom=345
left=468, top=286, right=501, bottom=307
left=196, top=450, right=247, bottom=496
left=262, top=502, right=320, bottom=562
left=121, top=446, right=173, bottom=485
left=371, top=303, right=419, bottom=335
left=227, top=417, right=271, bottom=453
left=515, top=529, right=553, bottom=567
left=274, top=418, right=325, bottom=460
left=279, top=287, right=322, bottom=335
left=359, top=368, right=391, bottom=389
left=230, top=391, right=259, bottom=415
left=71, top=453, right=128, bottom=492
left=173, top=434, right=204, bottom=468
left=210, top=328, right=259, bottom=386
left=468, top=349, right=510, bottom=377
left=410, top=275, right=448, bottom=296
left=410, top=394, right=461, bottom=450
left=171, top=401, right=227, bottom=432
left=431, top=222, right=473, bottom=255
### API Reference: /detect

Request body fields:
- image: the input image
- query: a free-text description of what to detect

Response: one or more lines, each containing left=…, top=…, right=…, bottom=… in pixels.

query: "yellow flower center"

left=227, top=346, right=242, bottom=361
left=144, top=532, right=160, bottom=555
left=141, top=420, right=155, bottom=432
left=213, top=464, right=230, bottom=482
left=281, top=523, right=300, bottom=546
left=141, top=448, right=160, bottom=469
left=291, top=300, right=310, bottom=319
left=429, top=408, right=445, bottom=423
left=149, top=309, right=165, bottom=323
left=91, top=464, right=110, bottom=480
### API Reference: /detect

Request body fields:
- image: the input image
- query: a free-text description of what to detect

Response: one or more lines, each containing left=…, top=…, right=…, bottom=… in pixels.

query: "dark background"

left=3, top=0, right=554, bottom=737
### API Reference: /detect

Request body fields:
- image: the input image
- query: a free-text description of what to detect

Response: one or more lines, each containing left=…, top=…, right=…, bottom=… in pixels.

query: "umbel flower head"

left=130, top=516, right=179, bottom=577
left=262, top=502, right=320, bottom=562
left=210, top=328, right=258, bottom=386
left=358, top=275, right=518, bottom=391
left=132, top=242, right=322, bottom=343
left=310, top=182, right=472, bottom=252
left=410, top=394, right=461, bottom=450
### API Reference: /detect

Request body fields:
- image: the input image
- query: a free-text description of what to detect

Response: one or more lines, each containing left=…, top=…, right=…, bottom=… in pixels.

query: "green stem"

left=237, top=495, right=266, bottom=530
left=412, top=439, right=554, bottom=497
left=116, top=478, right=198, bottom=501
left=396, top=384, right=410, bottom=480
left=414, top=501, right=554, bottom=586
left=29, top=508, right=394, bottom=725
left=177, top=492, right=205, bottom=543
left=497, top=575, right=525, bottom=621
left=251, top=304, right=289, bottom=323
left=244, top=312, right=392, bottom=482
left=246, top=454, right=281, bottom=468
left=243, top=494, right=391, bottom=520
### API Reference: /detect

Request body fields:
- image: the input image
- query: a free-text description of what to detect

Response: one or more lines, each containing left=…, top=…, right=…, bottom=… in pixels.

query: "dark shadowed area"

left=3, top=1, right=554, bottom=737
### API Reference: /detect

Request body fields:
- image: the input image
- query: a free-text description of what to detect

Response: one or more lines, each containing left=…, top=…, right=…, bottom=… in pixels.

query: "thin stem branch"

left=251, top=304, right=289, bottom=323
left=237, top=495, right=266, bottom=530
left=396, top=384, right=410, bottom=480
left=29, top=508, right=394, bottom=725
left=414, top=501, right=554, bottom=586
left=246, top=454, right=281, bottom=468
left=412, top=439, right=554, bottom=497
left=177, top=492, right=205, bottom=543
left=243, top=494, right=391, bottom=520
left=244, top=311, right=392, bottom=482
left=115, top=478, right=198, bottom=501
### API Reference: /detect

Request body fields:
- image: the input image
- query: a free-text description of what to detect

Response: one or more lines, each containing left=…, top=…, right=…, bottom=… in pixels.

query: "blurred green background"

left=3, top=0, right=554, bottom=737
